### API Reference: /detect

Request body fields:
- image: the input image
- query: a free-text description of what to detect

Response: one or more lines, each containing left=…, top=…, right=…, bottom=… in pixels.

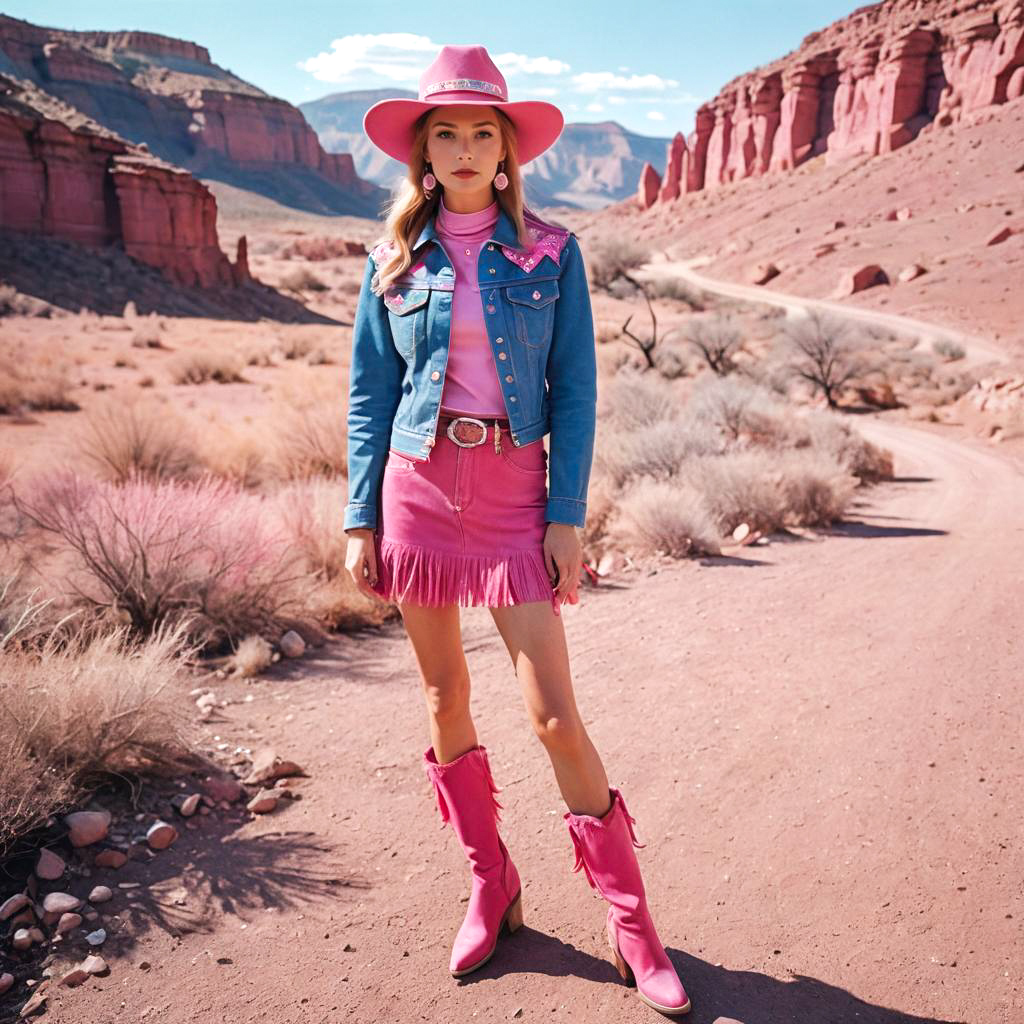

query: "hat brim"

left=363, top=96, right=564, bottom=166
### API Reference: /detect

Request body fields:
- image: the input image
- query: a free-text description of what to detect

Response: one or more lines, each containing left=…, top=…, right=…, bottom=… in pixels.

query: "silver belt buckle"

left=446, top=416, right=487, bottom=448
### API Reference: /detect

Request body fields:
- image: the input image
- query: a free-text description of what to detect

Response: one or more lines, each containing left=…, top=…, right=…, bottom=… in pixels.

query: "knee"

left=531, top=711, right=585, bottom=754
left=422, top=675, right=470, bottom=720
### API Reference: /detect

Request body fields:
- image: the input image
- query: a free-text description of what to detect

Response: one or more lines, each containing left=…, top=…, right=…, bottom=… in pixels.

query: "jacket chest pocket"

left=504, top=280, right=559, bottom=349
left=383, top=285, right=430, bottom=358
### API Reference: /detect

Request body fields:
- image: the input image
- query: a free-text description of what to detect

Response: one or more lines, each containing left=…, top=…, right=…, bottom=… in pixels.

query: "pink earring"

left=422, top=166, right=436, bottom=195
left=493, top=161, right=508, bottom=191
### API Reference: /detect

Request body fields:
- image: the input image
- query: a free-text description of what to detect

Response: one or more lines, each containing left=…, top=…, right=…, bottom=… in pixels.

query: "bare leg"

left=488, top=600, right=611, bottom=817
left=398, top=600, right=477, bottom=764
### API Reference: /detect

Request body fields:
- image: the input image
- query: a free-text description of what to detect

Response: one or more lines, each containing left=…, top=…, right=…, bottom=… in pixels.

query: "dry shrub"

left=274, top=478, right=396, bottom=629
left=230, top=633, right=273, bottom=678
left=686, top=449, right=857, bottom=535
left=281, top=237, right=366, bottom=261
left=599, top=368, right=682, bottom=429
left=0, top=606, right=200, bottom=856
left=272, top=375, right=349, bottom=479
left=594, top=417, right=723, bottom=489
left=0, top=341, right=78, bottom=413
left=606, top=477, right=721, bottom=557
left=280, top=267, right=329, bottom=293
left=13, top=470, right=305, bottom=653
left=687, top=373, right=782, bottom=442
left=798, top=410, right=894, bottom=482
left=169, top=348, right=246, bottom=385
left=197, top=421, right=272, bottom=489
left=76, top=395, right=203, bottom=483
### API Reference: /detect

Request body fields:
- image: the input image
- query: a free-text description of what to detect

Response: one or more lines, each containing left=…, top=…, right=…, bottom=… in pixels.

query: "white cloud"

left=521, top=86, right=560, bottom=96
left=492, top=52, right=571, bottom=75
left=572, top=71, right=680, bottom=93
left=586, top=102, right=605, bottom=112
left=647, top=110, right=666, bottom=121
left=607, top=95, right=627, bottom=105
left=298, top=32, right=439, bottom=83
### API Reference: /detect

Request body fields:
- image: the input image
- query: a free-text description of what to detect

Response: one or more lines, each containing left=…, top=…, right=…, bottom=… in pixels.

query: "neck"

left=440, top=189, right=498, bottom=215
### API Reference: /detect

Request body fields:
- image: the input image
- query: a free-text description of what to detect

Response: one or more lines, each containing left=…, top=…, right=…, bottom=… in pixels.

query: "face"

left=424, top=105, right=506, bottom=210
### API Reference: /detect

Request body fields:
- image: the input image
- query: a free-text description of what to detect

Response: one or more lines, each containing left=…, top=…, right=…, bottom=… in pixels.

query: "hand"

left=345, top=528, right=383, bottom=600
left=543, top=522, right=583, bottom=608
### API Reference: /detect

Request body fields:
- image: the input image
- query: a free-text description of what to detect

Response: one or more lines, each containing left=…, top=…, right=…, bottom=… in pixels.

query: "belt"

left=437, top=412, right=510, bottom=449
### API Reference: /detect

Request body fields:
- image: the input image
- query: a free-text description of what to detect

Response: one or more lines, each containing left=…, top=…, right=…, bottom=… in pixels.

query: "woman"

left=343, top=44, right=691, bottom=1017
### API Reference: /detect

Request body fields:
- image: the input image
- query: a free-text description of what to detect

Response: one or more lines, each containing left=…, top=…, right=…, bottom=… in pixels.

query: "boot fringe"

left=372, top=536, right=558, bottom=613
left=423, top=745, right=504, bottom=829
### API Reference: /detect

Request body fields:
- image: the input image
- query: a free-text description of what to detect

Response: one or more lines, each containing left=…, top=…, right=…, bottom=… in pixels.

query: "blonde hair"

left=370, top=106, right=567, bottom=294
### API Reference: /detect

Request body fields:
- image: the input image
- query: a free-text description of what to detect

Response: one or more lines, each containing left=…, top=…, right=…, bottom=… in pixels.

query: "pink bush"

left=14, top=469, right=304, bottom=651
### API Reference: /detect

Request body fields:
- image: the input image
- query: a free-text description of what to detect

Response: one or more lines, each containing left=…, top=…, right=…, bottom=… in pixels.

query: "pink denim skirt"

left=369, top=429, right=561, bottom=617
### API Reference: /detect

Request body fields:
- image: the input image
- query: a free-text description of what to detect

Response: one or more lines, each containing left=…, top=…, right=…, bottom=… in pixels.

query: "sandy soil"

left=37, top=271, right=1024, bottom=1024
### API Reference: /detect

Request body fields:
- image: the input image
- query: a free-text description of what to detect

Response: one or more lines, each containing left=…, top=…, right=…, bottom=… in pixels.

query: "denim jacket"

left=343, top=204, right=597, bottom=532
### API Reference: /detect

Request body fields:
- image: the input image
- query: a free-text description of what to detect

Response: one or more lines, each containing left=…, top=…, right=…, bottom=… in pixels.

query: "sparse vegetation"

left=279, top=267, right=329, bottom=293
left=684, top=313, right=744, bottom=376
left=169, top=348, right=247, bottom=385
left=777, top=309, right=868, bottom=409
left=932, top=337, right=966, bottom=361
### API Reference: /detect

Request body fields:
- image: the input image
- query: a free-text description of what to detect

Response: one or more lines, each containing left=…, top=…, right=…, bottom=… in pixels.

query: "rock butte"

left=637, top=0, right=1024, bottom=207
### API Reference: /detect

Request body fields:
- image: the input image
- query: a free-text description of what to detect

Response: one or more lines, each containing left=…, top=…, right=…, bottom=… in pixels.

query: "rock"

left=12, top=928, right=32, bottom=950
left=85, top=928, right=107, bottom=946
left=834, top=264, right=889, bottom=296
left=749, top=261, right=781, bottom=285
left=19, top=987, right=48, bottom=1017
left=195, top=692, right=218, bottom=710
left=93, top=848, right=128, bottom=869
left=0, top=973, right=13, bottom=995
left=42, top=892, right=83, bottom=915
left=637, top=162, right=661, bottom=209
left=146, top=821, right=178, bottom=850
left=278, top=630, right=306, bottom=658
left=898, top=263, right=926, bottom=282
left=247, top=788, right=286, bottom=814
left=34, top=849, right=66, bottom=881
left=202, top=772, right=245, bottom=804
left=59, top=966, right=90, bottom=987
left=172, top=793, right=202, bottom=817
left=28, top=927, right=45, bottom=944
left=56, top=912, right=82, bottom=935
left=81, top=954, right=107, bottom=975
left=986, top=225, right=1013, bottom=245
left=243, top=748, right=306, bottom=786
left=658, top=132, right=687, bottom=203
left=896, top=206, right=912, bottom=221
left=1, top=893, right=30, bottom=920
left=64, top=809, right=111, bottom=848
left=88, top=885, right=113, bottom=904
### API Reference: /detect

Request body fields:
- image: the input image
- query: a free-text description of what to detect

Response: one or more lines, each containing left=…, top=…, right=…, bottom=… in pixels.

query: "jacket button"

left=532, top=290, right=541, bottom=300
left=486, top=304, right=496, bottom=313
left=487, top=244, right=495, bottom=250
left=495, top=336, right=503, bottom=343
left=498, top=352, right=507, bottom=360
left=430, top=370, right=440, bottom=381
left=505, top=374, right=513, bottom=382
left=488, top=268, right=496, bottom=274
left=509, top=395, right=517, bottom=402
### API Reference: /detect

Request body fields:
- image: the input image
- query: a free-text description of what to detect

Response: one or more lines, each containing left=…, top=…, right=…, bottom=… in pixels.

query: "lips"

left=452, top=170, right=478, bottom=178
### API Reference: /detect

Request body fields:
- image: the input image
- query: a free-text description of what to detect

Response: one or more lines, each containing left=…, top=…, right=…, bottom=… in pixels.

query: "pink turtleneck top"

left=435, top=195, right=507, bottom=417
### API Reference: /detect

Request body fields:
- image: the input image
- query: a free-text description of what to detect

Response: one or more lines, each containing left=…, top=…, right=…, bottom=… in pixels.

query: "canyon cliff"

left=638, top=0, right=1024, bottom=206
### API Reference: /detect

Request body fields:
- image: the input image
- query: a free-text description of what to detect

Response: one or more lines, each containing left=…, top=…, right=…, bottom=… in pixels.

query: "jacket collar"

left=413, top=202, right=523, bottom=253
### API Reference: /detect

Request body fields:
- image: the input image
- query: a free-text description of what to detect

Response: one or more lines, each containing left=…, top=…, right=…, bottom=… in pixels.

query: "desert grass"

left=0, top=339, right=78, bottom=414
left=0, top=590, right=201, bottom=856
left=75, top=395, right=204, bottom=483
left=168, top=347, right=247, bottom=385
left=229, top=633, right=274, bottom=678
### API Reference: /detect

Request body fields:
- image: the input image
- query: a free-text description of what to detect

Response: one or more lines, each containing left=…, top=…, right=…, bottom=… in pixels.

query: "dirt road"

left=44, top=282, right=1022, bottom=1024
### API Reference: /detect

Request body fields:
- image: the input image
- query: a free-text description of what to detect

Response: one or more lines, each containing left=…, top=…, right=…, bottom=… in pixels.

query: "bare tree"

left=684, top=313, right=744, bottom=376
left=779, top=309, right=866, bottom=409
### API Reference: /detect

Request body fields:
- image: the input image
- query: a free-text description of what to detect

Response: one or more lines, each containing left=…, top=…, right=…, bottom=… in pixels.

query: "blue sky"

left=9, top=1, right=863, bottom=137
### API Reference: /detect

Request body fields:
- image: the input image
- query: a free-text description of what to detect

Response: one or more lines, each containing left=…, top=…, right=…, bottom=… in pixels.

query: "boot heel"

left=505, top=890, right=524, bottom=932
left=607, top=920, right=635, bottom=984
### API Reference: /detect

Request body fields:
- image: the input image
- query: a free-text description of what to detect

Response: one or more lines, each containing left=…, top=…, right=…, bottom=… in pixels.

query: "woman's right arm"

left=343, top=254, right=405, bottom=533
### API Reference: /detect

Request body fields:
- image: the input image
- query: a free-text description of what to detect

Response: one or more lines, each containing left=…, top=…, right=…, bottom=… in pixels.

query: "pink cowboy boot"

left=564, top=787, right=691, bottom=1015
left=423, top=744, right=524, bottom=976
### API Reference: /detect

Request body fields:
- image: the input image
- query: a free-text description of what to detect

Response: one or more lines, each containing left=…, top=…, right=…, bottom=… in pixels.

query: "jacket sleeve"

left=543, top=233, right=597, bottom=529
left=343, top=255, right=405, bottom=532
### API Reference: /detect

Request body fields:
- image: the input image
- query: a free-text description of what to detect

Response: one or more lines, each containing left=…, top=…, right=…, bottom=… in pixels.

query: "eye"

left=436, top=129, right=453, bottom=138
left=477, top=130, right=493, bottom=138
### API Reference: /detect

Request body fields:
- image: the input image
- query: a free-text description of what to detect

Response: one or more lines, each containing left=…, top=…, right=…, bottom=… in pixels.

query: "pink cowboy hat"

left=363, top=43, right=564, bottom=165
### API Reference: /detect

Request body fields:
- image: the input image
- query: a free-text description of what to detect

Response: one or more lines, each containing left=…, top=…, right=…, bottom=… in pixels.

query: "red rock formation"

left=658, top=132, right=686, bottom=202
left=0, top=14, right=384, bottom=214
left=647, top=0, right=1024, bottom=203
left=637, top=162, right=661, bottom=209
left=0, top=74, right=240, bottom=287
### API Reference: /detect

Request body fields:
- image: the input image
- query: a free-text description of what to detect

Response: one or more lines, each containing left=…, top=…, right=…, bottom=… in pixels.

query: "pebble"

left=56, top=913, right=82, bottom=935
left=42, top=893, right=82, bottom=915
left=146, top=821, right=179, bottom=850
left=85, top=928, right=107, bottom=946
left=0, top=893, right=30, bottom=920
left=0, top=973, right=13, bottom=996
left=12, top=928, right=32, bottom=950
left=172, top=793, right=202, bottom=817
left=34, top=850, right=66, bottom=881
left=88, top=885, right=113, bottom=903
left=81, top=954, right=107, bottom=975
left=64, top=810, right=111, bottom=848
left=94, top=849, right=129, bottom=869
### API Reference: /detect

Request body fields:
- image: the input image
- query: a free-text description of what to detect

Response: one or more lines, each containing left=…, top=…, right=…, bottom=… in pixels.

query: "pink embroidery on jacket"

left=500, top=224, right=570, bottom=274
left=369, top=239, right=398, bottom=266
